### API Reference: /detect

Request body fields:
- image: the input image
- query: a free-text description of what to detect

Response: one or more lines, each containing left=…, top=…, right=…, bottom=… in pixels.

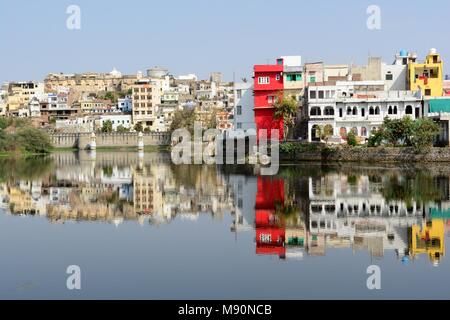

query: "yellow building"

left=408, top=48, right=444, bottom=97
left=410, top=219, right=445, bottom=266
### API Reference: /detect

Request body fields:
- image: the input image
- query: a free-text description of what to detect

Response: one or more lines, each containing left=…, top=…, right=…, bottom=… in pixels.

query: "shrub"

left=15, top=127, right=52, bottom=154
left=347, top=131, right=358, bottom=146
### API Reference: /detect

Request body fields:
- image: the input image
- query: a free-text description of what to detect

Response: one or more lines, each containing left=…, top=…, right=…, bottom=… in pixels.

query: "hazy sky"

left=1, top=0, right=449, bottom=83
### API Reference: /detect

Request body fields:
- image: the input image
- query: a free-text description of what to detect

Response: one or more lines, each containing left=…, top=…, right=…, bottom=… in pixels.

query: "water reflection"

left=1, top=153, right=450, bottom=267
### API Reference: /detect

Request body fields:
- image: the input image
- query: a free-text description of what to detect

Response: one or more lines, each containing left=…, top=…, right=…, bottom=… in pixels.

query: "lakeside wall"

left=281, top=146, right=450, bottom=163
left=50, top=132, right=171, bottom=149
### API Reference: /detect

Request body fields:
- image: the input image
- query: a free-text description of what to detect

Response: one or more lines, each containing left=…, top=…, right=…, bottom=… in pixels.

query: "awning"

left=429, top=99, right=450, bottom=113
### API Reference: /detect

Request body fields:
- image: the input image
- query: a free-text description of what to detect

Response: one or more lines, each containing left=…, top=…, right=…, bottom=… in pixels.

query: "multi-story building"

left=44, top=69, right=138, bottom=94
left=118, top=96, right=132, bottom=113
left=132, top=79, right=162, bottom=130
left=408, top=48, right=444, bottom=97
left=306, top=81, right=422, bottom=142
left=233, top=82, right=256, bottom=133
left=6, top=81, right=44, bottom=116
left=253, top=59, right=284, bottom=140
left=80, top=97, right=117, bottom=114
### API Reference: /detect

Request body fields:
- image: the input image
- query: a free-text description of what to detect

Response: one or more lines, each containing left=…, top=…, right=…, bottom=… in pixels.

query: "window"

left=287, top=74, right=302, bottom=81
left=236, top=89, right=242, bottom=99
left=309, top=76, right=316, bottom=83
left=310, top=91, right=317, bottom=99
left=237, top=106, right=242, bottom=115
left=276, top=74, right=281, bottom=81
left=310, top=107, right=321, bottom=116
left=361, top=108, right=365, bottom=117
left=258, top=77, right=270, bottom=84
left=324, top=107, right=334, bottom=116
left=318, top=91, right=324, bottom=99
left=405, top=105, right=413, bottom=115
left=339, top=108, right=343, bottom=118
left=369, top=107, right=375, bottom=115
left=388, top=106, right=393, bottom=114
left=386, top=73, right=393, bottom=81
left=268, top=96, right=275, bottom=104
left=237, top=122, right=242, bottom=129
left=352, top=107, right=358, bottom=115
left=425, top=89, right=431, bottom=96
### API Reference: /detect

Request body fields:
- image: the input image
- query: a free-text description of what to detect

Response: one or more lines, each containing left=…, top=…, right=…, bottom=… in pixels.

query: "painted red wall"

left=253, top=63, right=284, bottom=141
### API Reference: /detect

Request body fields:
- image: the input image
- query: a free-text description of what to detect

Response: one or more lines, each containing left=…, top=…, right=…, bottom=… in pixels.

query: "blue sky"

left=1, top=0, right=449, bottom=83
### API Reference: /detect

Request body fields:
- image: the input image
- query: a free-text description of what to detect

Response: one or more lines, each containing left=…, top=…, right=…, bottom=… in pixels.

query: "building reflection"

left=1, top=153, right=450, bottom=266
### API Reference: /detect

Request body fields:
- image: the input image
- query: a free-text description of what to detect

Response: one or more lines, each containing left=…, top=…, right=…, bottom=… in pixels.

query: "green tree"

left=116, top=125, right=129, bottom=133
left=274, top=94, right=299, bottom=141
left=15, top=127, right=52, bottom=154
left=410, top=118, right=440, bottom=153
left=101, top=120, right=113, bottom=133
left=347, top=131, right=358, bottom=146
left=134, top=122, right=143, bottom=132
left=170, top=108, right=196, bottom=134
left=381, top=117, right=413, bottom=146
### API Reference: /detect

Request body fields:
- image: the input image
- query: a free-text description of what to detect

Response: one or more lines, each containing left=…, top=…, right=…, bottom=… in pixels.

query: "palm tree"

left=273, top=92, right=299, bottom=141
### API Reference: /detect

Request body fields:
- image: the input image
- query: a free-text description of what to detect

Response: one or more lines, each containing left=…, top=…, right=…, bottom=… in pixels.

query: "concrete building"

left=6, top=82, right=44, bottom=116
left=233, top=82, right=256, bottom=133
left=44, top=69, right=138, bottom=94
left=132, top=79, right=162, bottom=130
left=118, top=96, right=132, bottom=113
left=95, top=114, right=132, bottom=131
left=306, top=81, right=422, bottom=142
left=408, top=48, right=444, bottom=97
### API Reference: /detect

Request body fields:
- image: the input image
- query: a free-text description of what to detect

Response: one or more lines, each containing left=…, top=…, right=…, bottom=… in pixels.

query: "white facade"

left=97, top=114, right=132, bottom=131
left=28, top=97, right=41, bottom=117
left=232, top=82, right=256, bottom=134
left=306, top=82, right=422, bottom=142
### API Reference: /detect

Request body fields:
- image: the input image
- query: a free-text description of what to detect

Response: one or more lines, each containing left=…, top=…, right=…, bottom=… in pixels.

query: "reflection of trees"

left=380, top=172, right=447, bottom=205
left=0, top=156, right=53, bottom=182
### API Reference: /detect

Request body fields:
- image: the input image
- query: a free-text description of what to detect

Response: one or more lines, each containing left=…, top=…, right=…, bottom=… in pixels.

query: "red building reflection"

left=255, top=176, right=286, bottom=259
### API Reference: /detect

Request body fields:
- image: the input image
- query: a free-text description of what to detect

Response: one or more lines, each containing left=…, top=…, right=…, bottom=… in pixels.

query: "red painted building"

left=255, top=176, right=286, bottom=259
left=253, top=61, right=284, bottom=141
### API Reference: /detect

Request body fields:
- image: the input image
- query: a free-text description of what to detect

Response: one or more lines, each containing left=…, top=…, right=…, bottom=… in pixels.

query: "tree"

left=170, top=108, right=196, bottom=134
left=101, top=120, right=113, bottom=133
left=381, top=117, right=413, bottom=146
left=410, top=118, right=440, bottom=153
left=347, top=131, right=358, bottom=146
left=116, top=125, right=129, bottom=133
left=15, top=127, right=52, bottom=154
left=134, top=122, right=143, bottom=132
left=321, top=124, right=334, bottom=143
left=274, top=93, right=299, bottom=141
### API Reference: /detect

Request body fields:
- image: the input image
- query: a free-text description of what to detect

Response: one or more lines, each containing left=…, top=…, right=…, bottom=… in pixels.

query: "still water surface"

left=1, top=151, right=450, bottom=299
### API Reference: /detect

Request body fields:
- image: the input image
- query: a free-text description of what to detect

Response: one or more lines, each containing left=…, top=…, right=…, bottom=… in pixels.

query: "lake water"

left=1, top=151, right=450, bottom=299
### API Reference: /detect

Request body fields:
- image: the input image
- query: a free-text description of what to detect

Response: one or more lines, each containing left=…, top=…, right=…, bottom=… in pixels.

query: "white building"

left=306, top=81, right=422, bottom=142
left=97, top=114, right=132, bottom=131
left=28, top=97, right=41, bottom=117
left=232, top=82, right=256, bottom=134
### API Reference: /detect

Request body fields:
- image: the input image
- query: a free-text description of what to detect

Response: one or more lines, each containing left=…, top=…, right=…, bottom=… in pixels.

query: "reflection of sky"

left=1, top=213, right=450, bottom=300
left=2, top=153, right=450, bottom=299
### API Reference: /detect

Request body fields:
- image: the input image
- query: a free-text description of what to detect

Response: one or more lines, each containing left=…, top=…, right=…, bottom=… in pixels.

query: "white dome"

left=110, top=67, right=122, bottom=78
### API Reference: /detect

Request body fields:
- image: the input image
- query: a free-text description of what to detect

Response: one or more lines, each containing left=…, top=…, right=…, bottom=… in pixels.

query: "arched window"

left=310, top=107, right=321, bottom=116
left=388, top=106, right=393, bottom=114
left=405, top=105, right=413, bottom=115
left=351, top=127, right=358, bottom=135
left=324, top=107, right=334, bottom=116
left=372, top=127, right=378, bottom=133
left=352, top=107, right=358, bottom=115
left=340, top=127, right=347, bottom=138
left=311, top=125, right=321, bottom=142
left=375, top=106, right=380, bottom=115
left=369, top=107, right=375, bottom=115
left=361, top=127, right=367, bottom=137
left=347, top=107, right=352, bottom=115
left=393, top=106, right=398, bottom=114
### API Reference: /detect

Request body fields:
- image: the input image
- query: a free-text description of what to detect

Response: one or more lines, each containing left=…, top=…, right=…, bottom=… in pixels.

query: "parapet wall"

left=51, top=132, right=170, bottom=149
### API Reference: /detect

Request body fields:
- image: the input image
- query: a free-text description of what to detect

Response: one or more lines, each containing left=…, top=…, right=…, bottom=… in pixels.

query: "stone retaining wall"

left=281, top=146, right=450, bottom=163
left=51, top=132, right=170, bottom=149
